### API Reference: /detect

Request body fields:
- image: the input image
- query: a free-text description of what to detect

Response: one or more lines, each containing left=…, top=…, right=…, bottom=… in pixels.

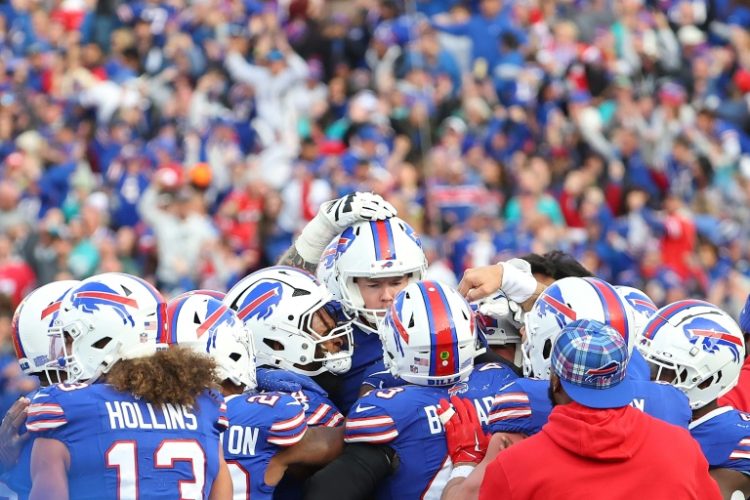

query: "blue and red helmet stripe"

left=641, top=299, right=712, bottom=340
left=135, top=276, right=169, bottom=343
left=370, top=220, right=396, bottom=261
left=418, top=281, right=459, bottom=378
left=584, top=278, right=630, bottom=344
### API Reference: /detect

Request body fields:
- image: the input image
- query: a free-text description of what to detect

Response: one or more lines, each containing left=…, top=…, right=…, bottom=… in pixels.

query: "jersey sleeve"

left=217, top=399, right=229, bottom=431
left=267, top=393, right=308, bottom=448
left=360, top=360, right=404, bottom=391
left=726, top=436, right=750, bottom=473
left=488, top=383, right=535, bottom=435
left=25, top=386, right=70, bottom=434
left=306, top=398, right=344, bottom=428
left=344, top=395, right=399, bottom=445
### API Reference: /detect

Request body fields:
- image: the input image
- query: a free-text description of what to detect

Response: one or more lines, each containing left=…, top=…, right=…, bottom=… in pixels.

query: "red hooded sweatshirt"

left=479, top=402, right=720, bottom=500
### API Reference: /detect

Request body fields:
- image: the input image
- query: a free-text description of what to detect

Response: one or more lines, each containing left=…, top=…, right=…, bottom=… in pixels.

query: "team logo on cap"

left=585, top=360, right=620, bottom=382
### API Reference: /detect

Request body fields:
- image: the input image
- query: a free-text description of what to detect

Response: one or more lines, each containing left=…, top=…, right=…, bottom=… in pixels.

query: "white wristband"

left=499, top=262, right=538, bottom=303
left=294, top=213, right=339, bottom=264
left=449, top=465, right=476, bottom=480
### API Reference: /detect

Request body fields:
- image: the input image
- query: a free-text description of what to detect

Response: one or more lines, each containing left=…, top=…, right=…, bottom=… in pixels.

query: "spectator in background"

left=137, top=179, right=217, bottom=294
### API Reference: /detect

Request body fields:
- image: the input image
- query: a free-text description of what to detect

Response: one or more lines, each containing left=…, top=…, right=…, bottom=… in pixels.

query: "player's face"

left=311, top=307, right=344, bottom=355
left=355, top=275, right=410, bottom=311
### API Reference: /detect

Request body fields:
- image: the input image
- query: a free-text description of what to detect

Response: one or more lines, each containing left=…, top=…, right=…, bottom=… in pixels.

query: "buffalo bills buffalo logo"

left=536, top=286, right=576, bottom=329
left=197, top=301, right=236, bottom=352
left=71, top=283, right=136, bottom=326
left=683, top=317, right=743, bottom=363
left=321, top=227, right=356, bottom=270
left=623, top=292, right=657, bottom=316
left=585, top=360, right=620, bottom=382
left=235, top=282, right=284, bottom=321
left=403, top=222, right=422, bottom=249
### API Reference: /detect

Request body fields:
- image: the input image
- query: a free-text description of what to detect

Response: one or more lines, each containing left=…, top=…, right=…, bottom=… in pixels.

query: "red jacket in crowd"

left=479, top=402, right=720, bottom=500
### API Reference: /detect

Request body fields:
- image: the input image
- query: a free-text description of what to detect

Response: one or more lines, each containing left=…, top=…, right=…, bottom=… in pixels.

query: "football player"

left=489, top=277, right=690, bottom=438
left=224, top=267, right=350, bottom=497
left=637, top=299, right=750, bottom=499
left=167, top=291, right=342, bottom=499
left=282, top=192, right=519, bottom=412
left=305, top=280, right=518, bottom=499
left=0, top=280, right=79, bottom=498
left=25, top=273, right=233, bottom=499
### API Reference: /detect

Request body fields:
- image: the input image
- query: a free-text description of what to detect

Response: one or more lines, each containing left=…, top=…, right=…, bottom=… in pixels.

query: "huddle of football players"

left=0, top=191, right=747, bottom=500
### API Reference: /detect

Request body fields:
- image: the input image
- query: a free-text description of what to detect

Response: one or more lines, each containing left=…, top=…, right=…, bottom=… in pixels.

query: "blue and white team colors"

left=344, top=362, right=517, bottom=499
left=223, top=391, right=308, bottom=500
left=26, top=383, right=226, bottom=499
left=690, top=406, right=750, bottom=474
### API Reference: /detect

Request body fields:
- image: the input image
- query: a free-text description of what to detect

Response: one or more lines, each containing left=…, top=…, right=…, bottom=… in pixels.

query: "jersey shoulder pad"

left=489, top=378, right=550, bottom=436
left=25, top=383, right=90, bottom=434
left=247, top=391, right=307, bottom=447
left=344, top=387, right=413, bottom=445
left=293, top=390, right=344, bottom=428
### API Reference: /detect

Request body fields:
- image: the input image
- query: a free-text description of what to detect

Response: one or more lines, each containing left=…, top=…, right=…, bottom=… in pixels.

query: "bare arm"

left=30, top=437, right=70, bottom=500
left=209, top=446, right=233, bottom=500
left=710, top=468, right=750, bottom=500
left=265, top=426, right=344, bottom=486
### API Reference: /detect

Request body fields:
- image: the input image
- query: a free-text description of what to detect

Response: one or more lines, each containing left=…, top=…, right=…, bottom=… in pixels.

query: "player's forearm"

left=279, top=426, right=345, bottom=466
left=209, top=454, right=233, bottom=500
left=521, top=282, right=547, bottom=312
left=441, top=461, right=488, bottom=500
left=277, top=244, right=318, bottom=273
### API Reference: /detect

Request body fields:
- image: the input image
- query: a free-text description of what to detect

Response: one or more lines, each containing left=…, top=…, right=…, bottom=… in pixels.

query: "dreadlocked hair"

left=106, top=346, right=219, bottom=407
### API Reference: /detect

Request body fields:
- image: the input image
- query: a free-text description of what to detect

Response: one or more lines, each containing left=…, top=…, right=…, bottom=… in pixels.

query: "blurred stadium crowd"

left=2, top=0, right=750, bottom=405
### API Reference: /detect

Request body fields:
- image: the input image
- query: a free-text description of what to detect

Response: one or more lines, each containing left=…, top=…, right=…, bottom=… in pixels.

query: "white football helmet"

left=473, top=291, right=523, bottom=346
left=12, top=280, right=80, bottom=383
left=380, top=280, right=479, bottom=387
left=224, top=266, right=353, bottom=376
left=50, top=272, right=169, bottom=383
left=636, top=299, right=744, bottom=409
left=167, top=293, right=256, bottom=390
left=523, top=277, right=632, bottom=379
left=615, top=285, right=658, bottom=340
left=317, top=237, right=344, bottom=302
left=332, top=217, right=427, bottom=333
left=172, top=289, right=227, bottom=301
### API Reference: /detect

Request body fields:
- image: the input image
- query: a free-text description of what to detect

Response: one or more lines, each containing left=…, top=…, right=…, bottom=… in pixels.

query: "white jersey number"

left=106, top=439, right=206, bottom=499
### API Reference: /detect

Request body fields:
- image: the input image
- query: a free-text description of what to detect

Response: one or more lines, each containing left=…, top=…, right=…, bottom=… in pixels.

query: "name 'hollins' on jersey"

left=104, top=400, right=198, bottom=431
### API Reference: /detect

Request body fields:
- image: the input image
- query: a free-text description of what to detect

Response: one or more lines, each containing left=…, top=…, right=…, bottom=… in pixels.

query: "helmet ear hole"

left=229, top=352, right=241, bottom=362
left=93, top=337, right=112, bottom=349
left=542, top=339, right=552, bottom=360
left=408, top=314, right=415, bottom=328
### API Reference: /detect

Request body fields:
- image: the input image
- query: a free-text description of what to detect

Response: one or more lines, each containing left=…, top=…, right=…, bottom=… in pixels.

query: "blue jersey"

left=343, top=363, right=517, bottom=499
left=331, top=326, right=384, bottom=414
left=628, top=349, right=651, bottom=381
left=2, top=388, right=41, bottom=500
left=360, top=358, right=401, bottom=392
left=690, top=406, right=750, bottom=474
left=288, top=375, right=344, bottom=428
left=224, top=391, right=308, bottom=500
left=26, top=383, right=225, bottom=500
left=273, top=380, right=344, bottom=500
left=488, top=378, right=551, bottom=435
left=489, top=377, right=691, bottom=435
